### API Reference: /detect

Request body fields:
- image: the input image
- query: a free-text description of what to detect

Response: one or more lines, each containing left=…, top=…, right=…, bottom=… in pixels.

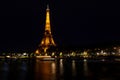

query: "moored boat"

left=36, top=56, right=55, bottom=61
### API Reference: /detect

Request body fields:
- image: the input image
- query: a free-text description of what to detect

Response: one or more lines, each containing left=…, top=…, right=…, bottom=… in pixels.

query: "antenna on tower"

left=47, top=4, right=49, bottom=10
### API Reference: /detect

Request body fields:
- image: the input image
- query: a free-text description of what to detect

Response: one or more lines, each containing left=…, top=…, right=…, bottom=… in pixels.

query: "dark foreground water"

left=0, top=59, right=120, bottom=80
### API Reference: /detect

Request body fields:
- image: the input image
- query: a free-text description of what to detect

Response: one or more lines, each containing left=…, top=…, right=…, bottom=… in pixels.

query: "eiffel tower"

left=35, top=5, right=56, bottom=55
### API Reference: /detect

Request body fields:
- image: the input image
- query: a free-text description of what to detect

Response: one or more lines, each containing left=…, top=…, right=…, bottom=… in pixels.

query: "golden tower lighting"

left=35, top=4, right=56, bottom=54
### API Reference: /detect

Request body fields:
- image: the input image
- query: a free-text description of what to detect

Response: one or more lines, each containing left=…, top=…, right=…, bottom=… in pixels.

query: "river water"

left=0, top=58, right=120, bottom=80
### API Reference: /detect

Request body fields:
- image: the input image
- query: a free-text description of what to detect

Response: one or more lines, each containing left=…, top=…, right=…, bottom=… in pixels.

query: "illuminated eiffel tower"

left=35, top=5, right=56, bottom=55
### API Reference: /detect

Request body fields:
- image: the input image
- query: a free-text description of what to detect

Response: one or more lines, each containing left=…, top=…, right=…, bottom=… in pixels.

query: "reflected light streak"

left=35, top=61, right=51, bottom=80
left=51, top=62, right=56, bottom=80
left=83, top=59, right=89, bottom=76
left=1, top=62, right=9, bottom=80
left=72, top=60, right=76, bottom=76
left=60, top=59, right=64, bottom=75
left=51, top=62, right=56, bottom=74
left=35, top=61, right=56, bottom=80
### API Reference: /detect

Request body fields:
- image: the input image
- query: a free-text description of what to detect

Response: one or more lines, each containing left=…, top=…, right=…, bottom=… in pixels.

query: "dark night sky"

left=0, top=0, right=120, bottom=52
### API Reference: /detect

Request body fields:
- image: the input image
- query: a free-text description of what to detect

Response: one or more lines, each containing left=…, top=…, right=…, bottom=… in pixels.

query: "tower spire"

left=47, top=4, right=49, bottom=10
left=45, top=4, right=51, bottom=32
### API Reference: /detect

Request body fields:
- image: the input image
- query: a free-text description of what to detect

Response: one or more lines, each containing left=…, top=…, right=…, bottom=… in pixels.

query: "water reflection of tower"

left=35, top=4, right=56, bottom=55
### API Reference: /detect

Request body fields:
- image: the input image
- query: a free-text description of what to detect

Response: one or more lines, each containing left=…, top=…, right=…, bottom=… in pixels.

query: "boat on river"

left=36, top=56, right=55, bottom=61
